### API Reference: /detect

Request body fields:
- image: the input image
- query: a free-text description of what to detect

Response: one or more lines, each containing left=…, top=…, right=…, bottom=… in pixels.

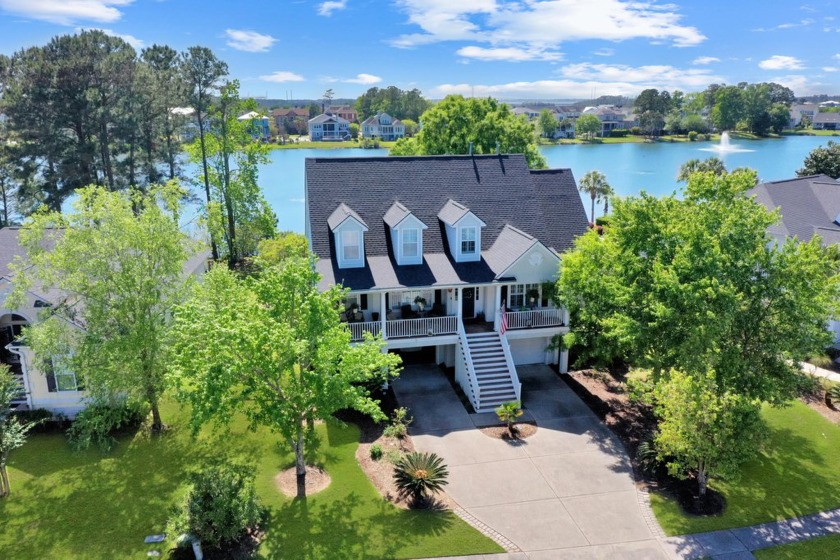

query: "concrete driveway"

left=392, top=364, right=667, bottom=559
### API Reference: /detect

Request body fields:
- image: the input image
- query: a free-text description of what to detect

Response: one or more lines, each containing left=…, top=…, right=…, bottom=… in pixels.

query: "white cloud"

left=391, top=0, right=705, bottom=57
left=76, top=27, right=143, bottom=48
left=224, top=29, right=277, bottom=52
left=259, top=71, right=305, bottom=82
left=835, top=54, right=840, bottom=60
left=759, top=55, right=804, bottom=70
left=318, top=0, right=346, bottom=16
left=433, top=63, right=724, bottom=99
left=823, top=66, right=840, bottom=72
left=769, top=74, right=822, bottom=96
left=593, top=48, right=615, bottom=57
left=692, top=56, right=720, bottom=65
left=345, top=73, right=382, bottom=84
left=456, top=45, right=562, bottom=62
left=753, top=18, right=814, bottom=32
left=0, top=0, right=133, bottom=25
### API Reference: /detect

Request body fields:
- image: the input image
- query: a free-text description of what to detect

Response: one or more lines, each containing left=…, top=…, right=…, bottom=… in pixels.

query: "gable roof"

left=309, top=113, right=349, bottom=125
left=361, top=113, right=403, bottom=127
left=384, top=201, right=424, bottom=228
left=748, top=174, right=840, bottom=246
left=327, top=203, right=368, bottom=230
left=437, top=199, right=472, bottom=226
left=306, top=154, right=588, bottom=291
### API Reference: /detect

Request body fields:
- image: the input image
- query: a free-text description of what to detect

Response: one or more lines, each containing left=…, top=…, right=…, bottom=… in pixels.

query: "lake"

left=239, top=136, right=837, bottom=232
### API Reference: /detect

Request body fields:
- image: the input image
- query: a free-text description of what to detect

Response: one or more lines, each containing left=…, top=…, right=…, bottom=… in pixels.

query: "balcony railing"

left=386, top=315, right=458, bottom=339
left=505, top=308, right=566, bottom=330
left=347, top=321, right=382, bottom=342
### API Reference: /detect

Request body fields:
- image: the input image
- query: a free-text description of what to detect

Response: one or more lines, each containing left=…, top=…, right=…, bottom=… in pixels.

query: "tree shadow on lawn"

left=0, top=426, right=202, bottom=559
left=261, top=493, right=456, bottom=560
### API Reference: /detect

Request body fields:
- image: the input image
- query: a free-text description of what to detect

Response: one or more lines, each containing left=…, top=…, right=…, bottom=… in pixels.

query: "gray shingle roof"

left=327, top=203, right=367, bottom=230
left=306, top=154, right=588, bottom=291
left=748, top=174, right=840, bottom=246
left=383, top=201, right=413, bottom=228
left=437, top=199, right=472, bottom=226
left=309, top=113, right=349, bottom=125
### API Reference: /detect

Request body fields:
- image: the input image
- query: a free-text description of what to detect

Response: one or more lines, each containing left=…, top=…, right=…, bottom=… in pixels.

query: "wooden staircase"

left=465, top=331, right=520, bottom=411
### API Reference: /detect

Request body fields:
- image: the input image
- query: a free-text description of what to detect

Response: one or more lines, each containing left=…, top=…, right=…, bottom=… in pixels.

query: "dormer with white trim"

left=328, top=203, right=368, bottom=269
left=384, top=202, right=428, bottom=266
left=438, top=199, right=487, bottom=263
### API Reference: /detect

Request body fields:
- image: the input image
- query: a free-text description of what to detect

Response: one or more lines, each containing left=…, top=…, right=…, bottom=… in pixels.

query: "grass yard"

left=269, top=140, right=398, bottom=150
left=0, top=400, right=501, bottom=559
left=651, top=401, right=840, bottom=536
left=753, top=534, right=840, bottom=559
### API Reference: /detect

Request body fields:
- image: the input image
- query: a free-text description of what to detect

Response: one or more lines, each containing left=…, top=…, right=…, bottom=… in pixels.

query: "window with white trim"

left=508, top=283, right=540, bottom=309
left=342, top=230, right=360, bottom=261
left=460, top=226, right=477, bottom=255
left=402, top=228, right=419, bottom=258
left=46, top=356, right=79, bottom=392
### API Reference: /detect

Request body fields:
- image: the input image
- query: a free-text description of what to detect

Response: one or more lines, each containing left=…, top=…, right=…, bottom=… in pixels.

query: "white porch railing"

left=497, top=333, right=522, bottom=403
left=347, top=321, right=382, bottom=342
left=385, top=315, right=458, bottom=339
left=505, top=307, right=566, bottom=330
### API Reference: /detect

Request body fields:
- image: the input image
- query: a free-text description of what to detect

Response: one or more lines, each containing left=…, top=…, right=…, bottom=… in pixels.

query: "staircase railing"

left=455, top=321, right=481, bottom=412
left=498, top=332, right=522, bottom=402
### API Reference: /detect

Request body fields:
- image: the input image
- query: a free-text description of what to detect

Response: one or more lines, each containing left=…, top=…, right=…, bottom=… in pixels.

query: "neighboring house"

left=305, top=154, right=588, bottom=412
left=581, top=105, right=636, bottom=136
left=361, top=113, right=405, bottom=141
left=0, top=227, right=211, bottom=416
left=820, top=100, right=840, bottom=108
left=309, top=113, right=350, bottom=141
left=272, top=107, right=310, bottom=135
left=748, top=174, right=840, bottom=341
left=512, top=107, right=540, bottom=120
left=238, top=111, right=271, bottom=141
left=329, top=105, right=358, bottom=123
left=812, top=112, right=840, bottom=131
left=789, top=103, right=818, bottom=128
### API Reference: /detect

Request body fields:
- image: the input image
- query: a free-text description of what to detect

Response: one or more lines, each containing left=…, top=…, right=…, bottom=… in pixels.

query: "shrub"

left=495, top=401, right=523, bottom=435
left=635, top=440, right=660, bottom=475
left=688, top=131, right=698, bottom=142
left=610, top=129, right=629, bottom=138
left=66, top=399, right=147, bottom=452
left=383, top=407, right=412, bottom=441
left=168, top=463, right=266, bottom=550
left=370, top=443, right=383, bottom=460
left=393, top=452, right=449, bottom=507
left=827, top=383, right=840, bottom=409
left=630, top=126, right=642, bottom=136
left=594, top=216, right=612, bottom=227
left=12, top=408, right=68, bottom=434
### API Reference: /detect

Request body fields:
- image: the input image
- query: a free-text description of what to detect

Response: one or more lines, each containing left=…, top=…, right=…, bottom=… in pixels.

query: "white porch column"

left=493, top=285, right=502, bottom=331
left=456, top=287, right=463, bottom=319
left=380, top=291, right=387, bottom=339
left=559, top=348, right=569, bottom=374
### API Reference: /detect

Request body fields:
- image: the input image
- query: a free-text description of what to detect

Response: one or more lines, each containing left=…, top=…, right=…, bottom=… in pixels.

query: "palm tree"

left=495, top=401, right=523, bottom=436
left=677, top=157, right=726, bottom=182
left=393, top=452, right=449, bottom=507
left=578, top=170, right=611, bottom=223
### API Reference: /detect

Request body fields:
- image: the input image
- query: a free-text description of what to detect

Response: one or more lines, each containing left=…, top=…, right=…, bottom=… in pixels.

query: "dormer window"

left=342, top=230, right=361, bottom=261
left=402, top=228, right=419, bottom=258
left=385, top=201, right=427, bottom=266
left=328, top=203, right=368, bottom=269
left=460, top=227, right=477, bottom=255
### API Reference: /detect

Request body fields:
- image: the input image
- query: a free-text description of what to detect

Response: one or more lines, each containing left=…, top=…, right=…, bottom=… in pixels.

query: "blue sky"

left=1, top=0, right=839, bottom=100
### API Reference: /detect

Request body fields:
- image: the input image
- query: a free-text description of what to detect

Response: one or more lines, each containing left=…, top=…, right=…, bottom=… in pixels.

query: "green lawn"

left=753, top=534, right=840, bottom=559
left=0, top=401, right=501, bottom=559
left=269, top=140, right=398, bottom=150
left=651, top=401, right=840, bottom=536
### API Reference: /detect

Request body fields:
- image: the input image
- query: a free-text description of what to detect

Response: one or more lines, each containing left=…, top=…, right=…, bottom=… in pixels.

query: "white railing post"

left=380, top=292, right=387, bottom=340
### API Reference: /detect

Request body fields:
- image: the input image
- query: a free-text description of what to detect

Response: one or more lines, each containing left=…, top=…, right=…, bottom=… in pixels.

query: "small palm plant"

left=827, top=383, right=840, bottom=410
left=393, top=452, right=449, bottom=507
left=496, top=401, right=523, bottom=436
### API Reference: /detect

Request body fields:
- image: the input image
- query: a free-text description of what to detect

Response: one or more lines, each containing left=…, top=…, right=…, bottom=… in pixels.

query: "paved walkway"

left=801, top=361, right=840, bottom=383
left=393, top=364, right=667, bottom=559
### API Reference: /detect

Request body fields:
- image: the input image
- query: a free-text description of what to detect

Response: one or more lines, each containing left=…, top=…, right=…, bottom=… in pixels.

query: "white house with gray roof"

left=361, top=113, right=404, bottom=141
left=305, top=154, right=588, bottom=412
left=309, top=112, right=350, bottom=141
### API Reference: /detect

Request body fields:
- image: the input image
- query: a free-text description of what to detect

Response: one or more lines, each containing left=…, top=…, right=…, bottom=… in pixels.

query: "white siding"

left=509, top=337, right=552, bottom=365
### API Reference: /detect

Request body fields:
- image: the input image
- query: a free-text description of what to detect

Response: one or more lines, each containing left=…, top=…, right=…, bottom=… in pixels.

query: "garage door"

left=509, top=337, right=549, bottom=365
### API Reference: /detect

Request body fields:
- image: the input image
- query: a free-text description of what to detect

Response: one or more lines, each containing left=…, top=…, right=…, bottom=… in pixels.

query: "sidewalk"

left=660, top=507, right=840, bottom=559
left=801, top=361, right=840, bottom=383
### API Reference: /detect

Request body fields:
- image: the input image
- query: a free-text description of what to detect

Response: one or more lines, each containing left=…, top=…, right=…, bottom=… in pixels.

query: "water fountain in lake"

left=700, top=131, right=754, bottom=154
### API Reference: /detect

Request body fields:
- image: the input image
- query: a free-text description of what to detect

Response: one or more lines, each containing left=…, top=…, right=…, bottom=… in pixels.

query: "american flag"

left=499, top=303, right=508, bottom=335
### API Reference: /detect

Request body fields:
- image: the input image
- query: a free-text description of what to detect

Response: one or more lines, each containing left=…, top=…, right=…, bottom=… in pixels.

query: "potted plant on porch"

left=413, top=296, right=427, bottom=312
left=525, top=288, right=540, bottom=308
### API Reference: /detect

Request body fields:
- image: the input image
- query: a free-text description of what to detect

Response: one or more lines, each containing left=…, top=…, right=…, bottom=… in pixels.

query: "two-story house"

left=305, top=154, right=588, bottom=412
left=272, top=107, right=310, bottom=135
left=329, top=105, right=358, bottom=123
left=361, top=113, right=405, bottom=141
left=309, top=113, right=351, bottom=141
left=237, top=111, right=271, bottom=142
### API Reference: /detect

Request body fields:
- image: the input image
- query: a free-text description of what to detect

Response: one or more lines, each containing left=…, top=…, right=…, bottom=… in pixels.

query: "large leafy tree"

left=558, top=170, right=840, bottom=404
left=10, top=184, right=194, bottom=432
left=354, top=86, right=431, bottom=121
left=169, top=258, right=402, bottom=497
left=710, top=86, right=743, bottom=131
left=677, top=157, right=726, bottom=182
left=654, top=370, right=766, bottom=499
left=0, top=366, right=35, bottom=498
left=797, top=140, right=840, bottom=179
left=574, top=113, right=601, bottom=140
left=185, top=80, right=276, bottom=267
left=538, top=109, right=558, bottom=138
left=390, top=95, right=546, bottom=169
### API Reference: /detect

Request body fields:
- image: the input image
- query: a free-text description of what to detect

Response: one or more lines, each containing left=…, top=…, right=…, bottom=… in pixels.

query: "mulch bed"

left=274, top=466, right=331, bottom=498
left=801, top=392, right=840, bottom=426
left=479, top=423, right=537, bottom=441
